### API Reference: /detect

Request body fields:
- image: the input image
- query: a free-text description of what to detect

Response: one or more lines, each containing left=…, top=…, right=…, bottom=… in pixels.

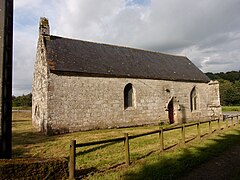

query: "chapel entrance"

left=168, top=98, right=174, bottom=124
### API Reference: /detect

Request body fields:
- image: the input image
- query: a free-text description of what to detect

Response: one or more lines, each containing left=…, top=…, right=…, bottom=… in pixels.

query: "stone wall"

left=32, top=35, right=49, bottom=132
left=207, top=81, right=222, bottom=116
left=44, top=72, right=221, bottom=134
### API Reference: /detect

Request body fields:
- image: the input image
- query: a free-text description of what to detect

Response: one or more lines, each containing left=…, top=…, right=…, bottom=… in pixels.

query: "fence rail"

left=69, top=115, right=239, bottom=179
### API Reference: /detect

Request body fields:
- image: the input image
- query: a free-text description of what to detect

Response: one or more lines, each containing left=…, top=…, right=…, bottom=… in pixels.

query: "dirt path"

left=180, top=145, right=240, bottom=180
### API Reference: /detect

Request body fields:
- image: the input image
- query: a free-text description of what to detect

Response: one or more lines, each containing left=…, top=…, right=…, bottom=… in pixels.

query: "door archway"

left=168, top=98, right=174, bottom=124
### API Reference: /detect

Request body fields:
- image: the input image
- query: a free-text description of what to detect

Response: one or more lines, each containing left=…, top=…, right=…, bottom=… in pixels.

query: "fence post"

left=226, top=116, right=229, bottom=128
left=197, top=122, right=201, bottom=139
left=69, top=140, right=76, bottom=180
left=217, top=118, right=220, bottom=131
left=209, top=120, right=212, bottom=135
left=159, top=127, right=164, bottom=152
left=181, top=124, right=185, bottom=147
left=231, top=116, right=234, bottom=127
left=124, top=133, right=130, bottom=166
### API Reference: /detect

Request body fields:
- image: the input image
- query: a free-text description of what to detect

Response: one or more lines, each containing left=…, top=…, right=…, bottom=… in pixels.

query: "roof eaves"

left=50, top=69, right=210, bottom=83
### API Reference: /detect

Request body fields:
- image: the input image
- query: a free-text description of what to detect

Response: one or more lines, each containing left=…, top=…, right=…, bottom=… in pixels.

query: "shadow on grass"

left=12, top=130, right=59, bottom=158
left=12, top=119, right=30, bottom=123
left=12, top=131, right=54, bottom=145
left=12, top=117, right=58, bottom=158
left=76, top=142, right=117, bottom=156
left=123, top=129, right=240, bottom=180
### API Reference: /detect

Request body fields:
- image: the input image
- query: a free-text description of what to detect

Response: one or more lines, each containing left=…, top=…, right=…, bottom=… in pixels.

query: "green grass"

left=12, top=111, right=240, bottom=179
left=222, top=106, right=240, bottom=112
left=88, top=128, right=240, bottom=180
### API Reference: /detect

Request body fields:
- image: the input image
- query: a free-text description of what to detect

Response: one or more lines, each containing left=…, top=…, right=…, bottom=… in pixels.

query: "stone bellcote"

left=39, top=17, right=50, bottom=36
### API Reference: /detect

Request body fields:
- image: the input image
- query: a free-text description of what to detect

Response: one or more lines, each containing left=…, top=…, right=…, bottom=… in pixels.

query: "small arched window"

left=190, top=87, right=197, bottom=111
left=124, top=83, right=134, bottom=109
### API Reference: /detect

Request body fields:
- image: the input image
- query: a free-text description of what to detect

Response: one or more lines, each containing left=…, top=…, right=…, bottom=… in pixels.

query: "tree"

left=12, top=93, right=32, bottom=107
left=206, top=71, right=240, bottom=106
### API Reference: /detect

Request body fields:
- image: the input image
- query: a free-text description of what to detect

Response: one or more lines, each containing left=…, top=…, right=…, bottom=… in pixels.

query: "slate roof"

left=44, top=35, right=210, bottom=83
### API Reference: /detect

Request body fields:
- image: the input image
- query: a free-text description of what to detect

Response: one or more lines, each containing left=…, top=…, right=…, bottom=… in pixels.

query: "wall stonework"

left=32, top=36, right=49, bottom=132
left=37, top=72, right=221, bottom=134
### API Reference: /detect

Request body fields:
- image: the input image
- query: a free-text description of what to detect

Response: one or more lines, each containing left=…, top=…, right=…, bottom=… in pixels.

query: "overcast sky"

left=13, top=0, right=240, bottom=96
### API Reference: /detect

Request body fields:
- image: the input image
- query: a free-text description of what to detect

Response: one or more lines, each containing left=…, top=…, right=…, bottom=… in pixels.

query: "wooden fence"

left=69, top=115, right=239, bottom=179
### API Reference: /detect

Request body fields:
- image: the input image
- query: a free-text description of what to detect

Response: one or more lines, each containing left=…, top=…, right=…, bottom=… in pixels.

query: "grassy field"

left=12, top=106, right=32, bottom=110
left=12, top=105, right=240, bottom=112
left=222, top=106, right=240, bottom=112
left=12, top=111, right=240, bottom=179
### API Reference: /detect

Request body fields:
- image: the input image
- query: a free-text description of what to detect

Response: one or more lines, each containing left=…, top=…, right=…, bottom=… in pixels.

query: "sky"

left=13, top=0, right=240, bottom=96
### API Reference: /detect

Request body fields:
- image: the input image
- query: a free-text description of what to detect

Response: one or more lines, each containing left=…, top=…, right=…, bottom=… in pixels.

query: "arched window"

left=124, top=83, right=134, bottom=109
left=190, top=87, right=197, bottom=111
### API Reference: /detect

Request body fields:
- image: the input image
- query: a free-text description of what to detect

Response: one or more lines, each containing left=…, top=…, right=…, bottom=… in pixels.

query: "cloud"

left=13, top=0, right=57, bottom=96
left=14, top=0, right=43, bottom=9
left=179, top=30, right=240, bottom=72
left=126, top=0, right=150, bottom=6
left=13, top=0, right=240, bottom=95
left=13, top=25, right=37, bottom=95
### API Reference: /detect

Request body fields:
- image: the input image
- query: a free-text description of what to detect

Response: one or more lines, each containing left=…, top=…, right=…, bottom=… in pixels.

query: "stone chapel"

left=32, top=17, right=222, bottom=134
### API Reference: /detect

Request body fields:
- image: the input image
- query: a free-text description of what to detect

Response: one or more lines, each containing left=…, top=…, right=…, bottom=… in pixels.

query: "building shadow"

left=12, top=117, right=59, bottom=158
left=122, top=129, right=240, bottom=180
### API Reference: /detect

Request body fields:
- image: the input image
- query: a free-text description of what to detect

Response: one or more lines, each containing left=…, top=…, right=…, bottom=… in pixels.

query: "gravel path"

left=180, top=145, right=240, bottom=180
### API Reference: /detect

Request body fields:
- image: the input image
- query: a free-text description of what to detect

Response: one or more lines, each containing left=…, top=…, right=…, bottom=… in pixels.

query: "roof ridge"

left=48, top=35, right=187, bottom=59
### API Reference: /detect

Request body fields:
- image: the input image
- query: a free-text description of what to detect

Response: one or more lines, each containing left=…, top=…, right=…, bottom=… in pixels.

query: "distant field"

left=12, top=111, right=240, bottom=179
left=12, top=105, right=240, bottom=112
left=222, top=106, right=240, bottom=112
left=12, top=106, right=32, bottom=110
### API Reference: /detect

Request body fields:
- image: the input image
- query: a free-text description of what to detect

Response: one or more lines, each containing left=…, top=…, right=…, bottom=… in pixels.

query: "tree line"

left=12, top=93, right=32, bottom=107
left=12, top=70, right=240, bottom=107
left=206, top=71, right=240, bottom=106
